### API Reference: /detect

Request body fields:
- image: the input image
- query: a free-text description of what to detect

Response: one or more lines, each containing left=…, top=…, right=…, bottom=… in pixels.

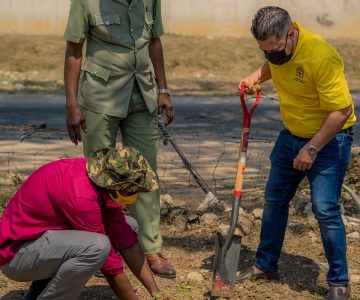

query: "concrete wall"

left=0, top=0, right=359, bottom=39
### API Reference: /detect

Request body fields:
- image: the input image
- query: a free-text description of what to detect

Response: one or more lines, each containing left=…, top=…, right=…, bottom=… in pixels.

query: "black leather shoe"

left=326, top=285, right=351, bottom=300
left=236, top=266, right=279, bottom=283
left=24, top=278, right=52, bottom=300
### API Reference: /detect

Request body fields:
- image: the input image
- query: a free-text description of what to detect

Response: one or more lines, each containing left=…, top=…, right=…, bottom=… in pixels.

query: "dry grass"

left=0, top=34, right=359, bottom=95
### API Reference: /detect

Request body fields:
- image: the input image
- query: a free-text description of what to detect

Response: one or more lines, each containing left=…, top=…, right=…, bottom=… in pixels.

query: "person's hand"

left=293, top=145, right=317, bottom=171
left=66, top=105, right=87, bottom=145
left=158, top=94, right=174, bottom=126
left=239, top=75, right=261, bottom=95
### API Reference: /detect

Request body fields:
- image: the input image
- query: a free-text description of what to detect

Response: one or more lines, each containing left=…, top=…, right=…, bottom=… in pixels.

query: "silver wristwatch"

left=307, top=144, right=318, bottom=156
left=158, top=88, right=171, bottom=95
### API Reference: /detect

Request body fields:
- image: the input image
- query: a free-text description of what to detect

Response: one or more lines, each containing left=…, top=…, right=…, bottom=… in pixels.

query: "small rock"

left=347, top=232, right=360, bottom=239
left=186, top=272, right=203, bottom=283
left=294, top=194, right=310, bottom=215
left=304, top=202, right=313, bottom=216
left=350, top=274, right=360, bottom=284
left=289, top=207, right=296, bottom=216
left=224, top=206, right=232, bottom=213
left=187, top=213, right=200, bottom=223
left=237, top=215, right=254, bottom=235
left=160, top=207, right=171, bottom=217
left=318, top=262, right=329, bottom=271
left=218, top=224, right=242, bottom=236
left=252, top=208, right=263, bottom=220
left=346, top=216, right=360, bottom=223
left=160, top=194, right=174, bottom=206
left=349, top=222, right=359, bottom=233
left=301, top=188, right=311, bottom=196
left=14, top=83, right=25, bottom=91
left=308, top=231, right=320, bottom=243
left=200, top=213, right=219, bottom=225
left=289, top=222, right=305, bottom=235
left=171, top=207, right=187, bottom=216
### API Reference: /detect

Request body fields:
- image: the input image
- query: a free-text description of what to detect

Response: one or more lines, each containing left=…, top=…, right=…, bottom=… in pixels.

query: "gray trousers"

left=0, top=230, right=110, bottom=300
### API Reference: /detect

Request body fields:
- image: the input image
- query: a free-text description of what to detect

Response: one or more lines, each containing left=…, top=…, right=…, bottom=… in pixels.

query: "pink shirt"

left=0, top=158, right=138, bottom=275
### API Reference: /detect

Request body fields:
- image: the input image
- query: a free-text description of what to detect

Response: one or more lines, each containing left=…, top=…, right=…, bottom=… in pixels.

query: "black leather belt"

left=339, top=126, right=353, bottom=134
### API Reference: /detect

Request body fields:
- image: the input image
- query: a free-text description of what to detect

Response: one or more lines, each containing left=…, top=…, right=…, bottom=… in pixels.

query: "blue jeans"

left=255, top=128, right=354, bottom=286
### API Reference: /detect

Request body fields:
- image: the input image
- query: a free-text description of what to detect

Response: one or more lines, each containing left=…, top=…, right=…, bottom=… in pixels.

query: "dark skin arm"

left=105, top=243, right=171, bottom=300
left=64, top=41, right=86, bottom=145
left=149, top=37, right=174, bottom=126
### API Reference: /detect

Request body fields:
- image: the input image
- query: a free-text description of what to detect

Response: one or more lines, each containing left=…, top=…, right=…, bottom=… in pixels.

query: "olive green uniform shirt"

left=64, top=0, right=164, bottom=117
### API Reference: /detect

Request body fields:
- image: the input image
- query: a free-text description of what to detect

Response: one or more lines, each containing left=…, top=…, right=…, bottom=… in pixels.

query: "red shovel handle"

left=233, top=83, right=261, bottom=197
left=240, top=82, right=261, bottom=128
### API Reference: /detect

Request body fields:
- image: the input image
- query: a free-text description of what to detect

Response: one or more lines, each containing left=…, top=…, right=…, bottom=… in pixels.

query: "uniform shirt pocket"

left=82, top=61, right=111, bottom=83
left=92, top=14, right=121, bottom=42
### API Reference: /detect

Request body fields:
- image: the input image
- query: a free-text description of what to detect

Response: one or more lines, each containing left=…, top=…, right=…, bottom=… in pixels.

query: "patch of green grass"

left=224, top=185, right=234, bottom=190
left=175, top=284, right=193, bottom=299
left=249, top=276, right=266, bottom=285
left=0, top=276, right=7, bottom=288
left=10, top=173, right=24, bottom=187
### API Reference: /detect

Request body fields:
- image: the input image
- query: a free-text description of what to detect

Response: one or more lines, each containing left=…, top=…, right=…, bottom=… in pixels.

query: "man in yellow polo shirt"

left=63, top=0, right=176, bottom=279
left=237, top=6, right=355, bottom=300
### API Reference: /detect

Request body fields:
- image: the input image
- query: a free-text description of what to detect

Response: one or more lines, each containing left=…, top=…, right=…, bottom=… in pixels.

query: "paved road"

left=0, top=93, right=359, bottom=144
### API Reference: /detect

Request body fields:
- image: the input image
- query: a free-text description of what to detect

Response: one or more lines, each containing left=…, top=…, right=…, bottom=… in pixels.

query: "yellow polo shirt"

left=269, top=23, right=356, bottom=138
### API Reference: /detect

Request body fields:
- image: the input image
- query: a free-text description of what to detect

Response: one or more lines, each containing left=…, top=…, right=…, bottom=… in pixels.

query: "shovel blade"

left=211, top=231, right=242, bottom=298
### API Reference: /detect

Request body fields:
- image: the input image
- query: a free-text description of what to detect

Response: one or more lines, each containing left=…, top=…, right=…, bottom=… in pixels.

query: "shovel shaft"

left=227, top=83, right=261, bottom=232
left=212, top=84, right=262, bottom=296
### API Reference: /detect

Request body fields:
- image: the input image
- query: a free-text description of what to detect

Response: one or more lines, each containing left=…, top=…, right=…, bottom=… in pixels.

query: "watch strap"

left=158, top=88, right=171, bottom=95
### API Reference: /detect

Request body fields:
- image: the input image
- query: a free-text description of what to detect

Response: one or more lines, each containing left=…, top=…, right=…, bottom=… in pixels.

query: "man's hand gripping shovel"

left=211, top=82, right=261, bottom=298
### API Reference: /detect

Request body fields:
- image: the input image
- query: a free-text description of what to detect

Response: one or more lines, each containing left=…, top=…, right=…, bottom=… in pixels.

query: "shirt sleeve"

left=64, top=0, right=89, bottom=43
left=151, top=0, right=164, bottom=38
left=57, top=196, right=126, bottom=276
left=101, top=197, right=139, bottom=252
left=315, top=51, right=352, bottom=112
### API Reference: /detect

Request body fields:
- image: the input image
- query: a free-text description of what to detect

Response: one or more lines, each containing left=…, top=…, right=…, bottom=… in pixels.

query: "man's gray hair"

left=251, top=6, right=293, bottom=41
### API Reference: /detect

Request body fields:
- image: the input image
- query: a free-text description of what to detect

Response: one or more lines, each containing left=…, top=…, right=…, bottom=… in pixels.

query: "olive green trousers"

left=81, top=83, right=161, bottom=254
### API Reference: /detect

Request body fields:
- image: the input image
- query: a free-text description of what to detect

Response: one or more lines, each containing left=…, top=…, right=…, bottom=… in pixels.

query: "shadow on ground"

left=201, top=248, right=328, bottom=299
left=2, top=285, right=117, bottom=300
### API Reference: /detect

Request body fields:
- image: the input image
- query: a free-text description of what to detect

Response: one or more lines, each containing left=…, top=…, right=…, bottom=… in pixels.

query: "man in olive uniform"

left=64, top=0, right=175, bottom=278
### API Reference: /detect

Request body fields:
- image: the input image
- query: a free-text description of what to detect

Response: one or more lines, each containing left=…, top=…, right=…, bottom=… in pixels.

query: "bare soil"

left=0, top=154, right=359, bottom=299
left=0, top=34, right=359, bottom=95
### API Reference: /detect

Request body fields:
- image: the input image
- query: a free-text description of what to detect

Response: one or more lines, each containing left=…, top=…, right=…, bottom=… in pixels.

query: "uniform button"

left=93, top=71, right=97, bottom=75
left=130, top=28, right=134, bottom=32
left=105, top=21, right=109, bottom=25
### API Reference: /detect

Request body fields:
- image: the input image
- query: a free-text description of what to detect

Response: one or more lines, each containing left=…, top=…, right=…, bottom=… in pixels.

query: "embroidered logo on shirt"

left=294, top=66, right=306, bottom=83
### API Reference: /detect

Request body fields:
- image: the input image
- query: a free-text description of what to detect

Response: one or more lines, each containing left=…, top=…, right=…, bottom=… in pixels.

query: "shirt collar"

left=291, top=22, right=304, bottom=61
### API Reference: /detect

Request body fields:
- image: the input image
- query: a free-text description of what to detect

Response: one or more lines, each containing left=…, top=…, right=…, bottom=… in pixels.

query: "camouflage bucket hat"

left=87, top=146, right=158, bottom=195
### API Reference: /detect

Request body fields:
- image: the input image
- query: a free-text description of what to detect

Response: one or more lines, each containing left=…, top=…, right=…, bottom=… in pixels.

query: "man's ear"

left=288, top=29, right=295, bottom=38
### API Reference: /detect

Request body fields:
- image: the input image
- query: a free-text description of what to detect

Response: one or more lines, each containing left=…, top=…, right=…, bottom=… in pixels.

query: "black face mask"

left=263, top=34, right=293, bottom=65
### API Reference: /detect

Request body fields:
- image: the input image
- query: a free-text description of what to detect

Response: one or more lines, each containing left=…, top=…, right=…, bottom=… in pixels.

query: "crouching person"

left=0, top=147, right=170, bottom=300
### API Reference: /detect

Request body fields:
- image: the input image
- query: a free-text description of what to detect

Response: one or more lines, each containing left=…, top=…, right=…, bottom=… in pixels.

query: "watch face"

left=308, top=146, right=317, bottom=156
